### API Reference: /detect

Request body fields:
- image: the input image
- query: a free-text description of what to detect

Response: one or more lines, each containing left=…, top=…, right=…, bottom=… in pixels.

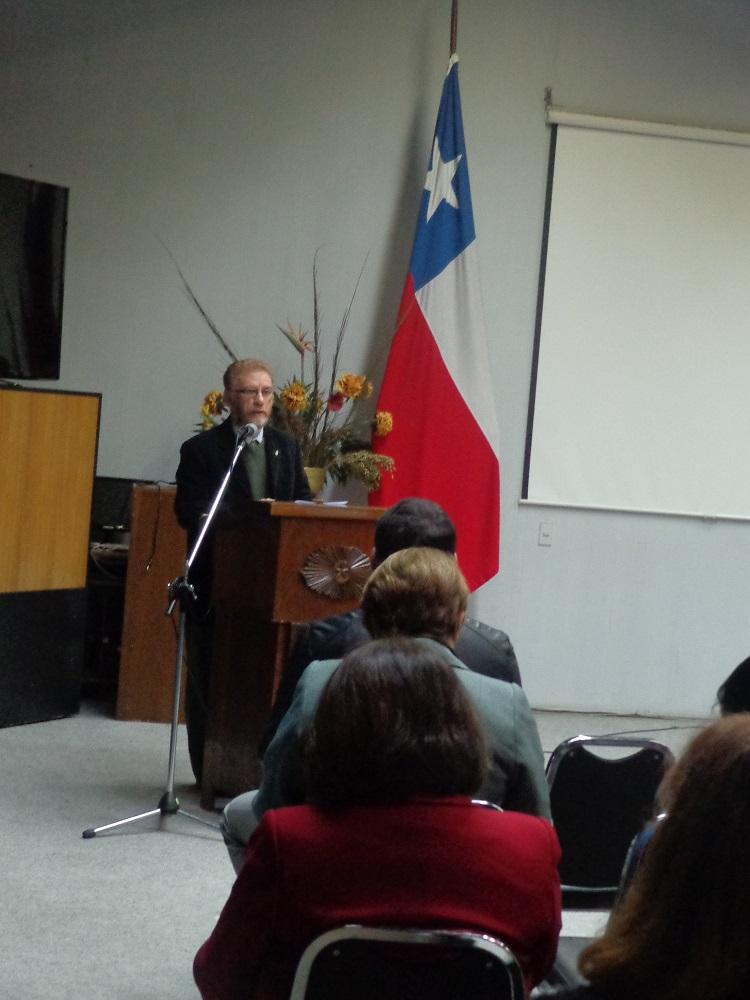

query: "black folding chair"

left=290, top=925, right=525, bottom=1000
left=546, top=734, right=674, bottom=909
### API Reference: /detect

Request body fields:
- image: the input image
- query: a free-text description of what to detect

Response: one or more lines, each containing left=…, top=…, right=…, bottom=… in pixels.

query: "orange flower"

left=335, top=373, right=371, bottom=400
left=280, top=381, right=308, bottom=413
left=373, top=410, right=393, bottom=437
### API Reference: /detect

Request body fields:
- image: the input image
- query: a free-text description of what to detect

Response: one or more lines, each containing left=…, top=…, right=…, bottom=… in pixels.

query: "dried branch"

left=161, top=241, right=239, bottom=362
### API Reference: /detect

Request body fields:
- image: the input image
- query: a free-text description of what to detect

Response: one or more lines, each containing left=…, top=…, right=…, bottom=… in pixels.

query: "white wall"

left=3, top=0, right=750, bottom=717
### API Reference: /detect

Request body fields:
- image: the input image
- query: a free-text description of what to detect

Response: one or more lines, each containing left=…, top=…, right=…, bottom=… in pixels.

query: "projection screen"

left=523, top=111, right=750, bottom=520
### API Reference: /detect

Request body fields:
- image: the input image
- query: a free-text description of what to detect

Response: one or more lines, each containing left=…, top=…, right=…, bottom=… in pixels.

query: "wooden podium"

left=202, top=501, right=381, bottom=809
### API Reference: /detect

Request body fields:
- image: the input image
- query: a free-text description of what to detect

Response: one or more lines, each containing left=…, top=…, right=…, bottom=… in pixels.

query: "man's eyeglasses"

left=232, top=388, right=274, bottom=399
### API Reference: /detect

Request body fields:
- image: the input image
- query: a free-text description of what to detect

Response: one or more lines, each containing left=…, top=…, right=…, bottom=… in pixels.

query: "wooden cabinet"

left=116, top=484, right=187, bottom=723
left=0, top=386, right=100, bottom=726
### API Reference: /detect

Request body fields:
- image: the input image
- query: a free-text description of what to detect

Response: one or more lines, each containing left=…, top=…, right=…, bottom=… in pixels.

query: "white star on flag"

left=424, top=135, right=462, bottom=222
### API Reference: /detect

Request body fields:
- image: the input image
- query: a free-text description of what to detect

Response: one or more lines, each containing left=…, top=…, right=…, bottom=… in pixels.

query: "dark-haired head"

left=373, top=498, right=456, bottom=564
left=716, top=655, right=750, bottom=715
left=579, top=714, right=750, bottom=1000
left=305, top=637, right=488, bottom=807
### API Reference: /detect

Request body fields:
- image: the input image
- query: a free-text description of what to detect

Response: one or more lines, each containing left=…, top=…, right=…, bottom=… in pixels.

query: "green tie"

left=243, top=439, right=268, bottom=499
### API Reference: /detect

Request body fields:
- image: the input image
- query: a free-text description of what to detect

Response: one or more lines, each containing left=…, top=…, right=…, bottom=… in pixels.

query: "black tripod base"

left=82, top=793, right=219, bottom=838
left=159, top=789, right=180, bottom=814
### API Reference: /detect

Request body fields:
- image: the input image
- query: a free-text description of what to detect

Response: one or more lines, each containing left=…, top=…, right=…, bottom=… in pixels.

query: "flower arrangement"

left=198, top=390, right=226, bottom=430
left=189, top=252, right=394, bottom=491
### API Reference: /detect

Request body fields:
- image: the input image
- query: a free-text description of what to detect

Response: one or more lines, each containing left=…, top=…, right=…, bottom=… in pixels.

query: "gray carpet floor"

left=2, top=700, right=231, bottom=1000
left=2, top=699, right=706, bottom=999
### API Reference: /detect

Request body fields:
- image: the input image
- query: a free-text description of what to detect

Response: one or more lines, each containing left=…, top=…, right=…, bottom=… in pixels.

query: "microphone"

left=237, top=422, right=260, bottom=445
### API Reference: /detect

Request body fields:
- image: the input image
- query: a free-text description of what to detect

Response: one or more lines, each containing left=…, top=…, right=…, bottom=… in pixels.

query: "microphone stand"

left=82, top=425, right=258, bottom=838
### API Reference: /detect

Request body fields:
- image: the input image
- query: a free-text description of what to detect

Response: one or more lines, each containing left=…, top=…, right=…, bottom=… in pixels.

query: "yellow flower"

left=374, top=410, right=393, bottom=436
left=202, top=390, right=225, bottom=416
left=335, top=373, right=370, bottom=400
left=337, top=451, right=395, bottom=491
left=280, top=381, right=308, bottom=413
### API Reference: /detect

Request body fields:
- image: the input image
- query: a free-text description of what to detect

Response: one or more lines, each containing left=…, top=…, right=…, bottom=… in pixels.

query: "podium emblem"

left=300, top=546, right=371, bottom=600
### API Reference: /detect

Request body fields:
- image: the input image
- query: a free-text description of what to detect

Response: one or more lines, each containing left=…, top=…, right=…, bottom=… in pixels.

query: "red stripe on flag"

left=372, top=277, right=499, bottom=590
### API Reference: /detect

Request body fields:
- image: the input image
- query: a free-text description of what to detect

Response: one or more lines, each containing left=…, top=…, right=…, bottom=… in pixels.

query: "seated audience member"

left=716, top=654, right=750, bottom=714
left=221, top=547, right=550, bottom=872
left=618, top=654, right=750, bottom=899
left=194, top=638, right=561, bottom=1000
left=260, top=496, right=521, bottom=753
left=551, top=714, right=750, bottom=1000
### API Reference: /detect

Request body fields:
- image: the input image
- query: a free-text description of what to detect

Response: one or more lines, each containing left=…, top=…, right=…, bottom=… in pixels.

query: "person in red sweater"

left=194, top=637, right=561, bottom=999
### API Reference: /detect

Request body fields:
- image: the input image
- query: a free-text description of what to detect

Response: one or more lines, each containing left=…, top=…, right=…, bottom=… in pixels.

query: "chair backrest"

left=546, top=734, right=674, bottom=906
left=615, top=811, right=667, bottom=904
left=470, top=798, right=503, bottom=811
left=289, top=925, right=525, bottom=1000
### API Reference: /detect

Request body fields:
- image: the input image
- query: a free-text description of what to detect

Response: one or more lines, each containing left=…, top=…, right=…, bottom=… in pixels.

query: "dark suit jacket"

left=174, top=419, right=311, bottom=611
left=259, top=608, right=521, bottom=753
left=194, top=798, right=562, bottom=1000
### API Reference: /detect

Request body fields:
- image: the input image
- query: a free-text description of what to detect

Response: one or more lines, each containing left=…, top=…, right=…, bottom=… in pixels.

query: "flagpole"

left=450, top=0, right=458, bottom=55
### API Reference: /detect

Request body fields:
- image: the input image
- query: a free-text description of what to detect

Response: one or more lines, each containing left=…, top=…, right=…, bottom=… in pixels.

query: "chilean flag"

left=371, top=54, right=500, bottom=591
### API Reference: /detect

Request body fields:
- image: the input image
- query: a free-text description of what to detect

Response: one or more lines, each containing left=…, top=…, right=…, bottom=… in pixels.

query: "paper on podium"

left=294, top=499, right=349, bottom=507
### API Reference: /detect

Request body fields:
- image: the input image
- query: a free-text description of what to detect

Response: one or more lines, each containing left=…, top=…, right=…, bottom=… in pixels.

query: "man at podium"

left=174, top=358, right=311, bottom=783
